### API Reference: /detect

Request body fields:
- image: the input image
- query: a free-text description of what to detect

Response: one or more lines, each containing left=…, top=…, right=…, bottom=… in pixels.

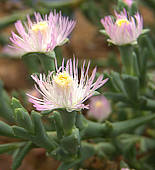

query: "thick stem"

left=59, top=109, right=77, bottom=136
left=22, top=51, right=56, bottom=74
left=39, top=51, right=56, bottom=74
left=50, top=110, right=80, bottom=163
left=81, top=114, right=155, bottom=139
left=45, top=51, right=56, bottom=71
left=119, top=45, right=134, bottom=75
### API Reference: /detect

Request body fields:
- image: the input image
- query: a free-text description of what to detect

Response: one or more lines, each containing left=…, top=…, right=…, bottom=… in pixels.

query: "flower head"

left=123, top=0, right=133, bottom=7
left=10, top=11, right=75, bottom=54
left=87, top=95, right=111, bottom=122
left=28, top=58, right=108, bottom=112
left=101, top=9, right=143, bottom=45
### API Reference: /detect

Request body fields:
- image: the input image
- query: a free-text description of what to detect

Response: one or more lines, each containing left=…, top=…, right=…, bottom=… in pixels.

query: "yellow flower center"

left=116, top=19, right=130, bottom=27
left=54, top=71, right=73, bottom=88
left=95, top=101, right=103, bottom=108
left=31, top=21, right=48, bottom=33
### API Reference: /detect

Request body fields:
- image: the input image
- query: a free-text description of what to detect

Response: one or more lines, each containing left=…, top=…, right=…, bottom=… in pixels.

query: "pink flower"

left=101, top=9, right=143, bottom=45
left=87, top=95, right=111, bottom=122
left=27, top=58, right=108, bottom=112
left=123, top=0, right=133, bottom=7
left=10, top=11, right=75, bottom=54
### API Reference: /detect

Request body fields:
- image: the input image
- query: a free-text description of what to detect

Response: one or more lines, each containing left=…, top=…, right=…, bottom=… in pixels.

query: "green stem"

left=39, top=51, right=56, bottom=74
left=59, top=109, right=77, bottom=136
left=52, top=111, right=64, bottom=139
left=141, top=97, right=155, bottom=112
left=119, top=45, right=134, bottom=75
left=50, top=110, right=80, bottom=163
left=22, top=51, right=56, bottom=75
left=81, top=114, right=155, bottom=139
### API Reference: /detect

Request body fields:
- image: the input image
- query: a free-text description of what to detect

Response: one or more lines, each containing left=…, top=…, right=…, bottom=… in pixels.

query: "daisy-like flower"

left=27, top=58, right=108, bottom=112
left=101, top=9, right=143, bottom=45
left=10, top=11, right=75, bottom=54
left=87, top=95, right=111, bottom=122
left=123, top=0, right=133, bottom=7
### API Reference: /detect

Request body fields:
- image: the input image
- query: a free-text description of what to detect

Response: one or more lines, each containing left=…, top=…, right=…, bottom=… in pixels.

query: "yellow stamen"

left=31, top=21, right=48, bottom=33
left=95, top=101, right=103, bottom=108
left=116, top=19, right=130, bottom=27
left=54, top=71, right=73, bottom=88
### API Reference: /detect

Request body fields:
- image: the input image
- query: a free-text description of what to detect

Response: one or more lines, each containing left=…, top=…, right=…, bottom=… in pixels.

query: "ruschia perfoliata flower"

left=87, top=95, right=111, bottom=122
left=28, top=58, right=108, bottom=112
left=101, top=9, right=143, bottom=45
left=10, top=11, right=75, bottom=54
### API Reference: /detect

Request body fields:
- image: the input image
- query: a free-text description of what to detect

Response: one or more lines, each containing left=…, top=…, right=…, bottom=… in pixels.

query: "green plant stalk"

left=39, top=51, right=56, bottom=73
left=0, top=121, right=15, bottom=137
left=81, top=114, right=155, bottom=139
left=31, top=111, right=57, bottom=150
left=58, top=109, right=77, bottom=136
left=22, top=51, right=56, bottom=74
left=12, top=142, right=33, bottom=170
left=119, top=45, right=134, bottom=75
left=141, top=97, right=155, bottom=112
left=58, top=141, right=116, bottom=170
left=0, top=82, right=15, bottom=123
left=0, top=142, right=26, bottom=154
left=51, top=109, right=80, bottom=162
left=51, top=111, right=64, bottom=139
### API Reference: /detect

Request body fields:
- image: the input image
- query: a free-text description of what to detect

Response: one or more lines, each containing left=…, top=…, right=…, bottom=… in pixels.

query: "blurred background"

left=0, top=0, right=155, bottom=169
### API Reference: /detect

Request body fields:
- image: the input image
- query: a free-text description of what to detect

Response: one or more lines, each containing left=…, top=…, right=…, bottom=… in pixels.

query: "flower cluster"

left=10, top=11, right=75, bottom=54
left=28, top=58, right=108, bottom=112
left=101, top=9, right=143, bottom=45
left=9, top=9, right=144, bottom=113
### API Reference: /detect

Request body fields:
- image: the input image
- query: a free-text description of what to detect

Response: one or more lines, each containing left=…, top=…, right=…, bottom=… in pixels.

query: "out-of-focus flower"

left=101, top=9, right=143, bottom=45
left=27, top=58, right=108, bottom=112
left=123, top=0, right=133, bottom=7
left=10, top=11, right=75, bottom=54
left=87, top=95, right=111, bottom=122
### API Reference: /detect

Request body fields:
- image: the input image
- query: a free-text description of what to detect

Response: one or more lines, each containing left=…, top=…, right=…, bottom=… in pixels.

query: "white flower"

left=28, top=58, right=108, bottom=112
